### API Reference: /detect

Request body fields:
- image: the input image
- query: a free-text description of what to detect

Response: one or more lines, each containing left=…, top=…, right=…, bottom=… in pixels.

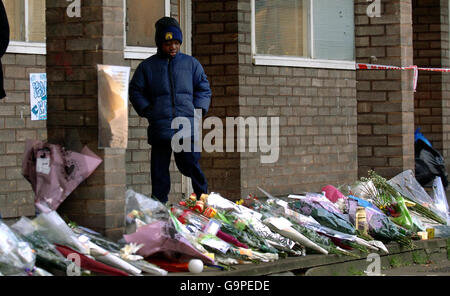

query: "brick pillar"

left=46, top=0, right=126, bottom=240
left=355, top=0, right=415, bottom=178
left=192, top=0, right=242, bottom=200
left=439, top=0, right=450, bottom=170
left=413, top=0, right=443, bottom=151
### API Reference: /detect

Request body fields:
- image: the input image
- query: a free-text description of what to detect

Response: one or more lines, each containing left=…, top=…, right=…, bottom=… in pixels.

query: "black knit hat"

left=155, top=17, right=183, bottom=48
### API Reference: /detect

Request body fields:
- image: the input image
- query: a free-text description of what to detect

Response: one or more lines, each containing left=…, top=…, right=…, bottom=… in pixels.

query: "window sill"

left=124, top=46, right=157, bottom=60
left=252, top=54, right=356, bottom=70
left=6, top=41, right=46, bottom=55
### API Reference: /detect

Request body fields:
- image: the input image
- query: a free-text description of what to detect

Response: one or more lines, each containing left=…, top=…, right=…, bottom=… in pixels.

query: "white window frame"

left=251, top=0, right=355, bottom=70
left=124, top=0, right=171, bottom=60
left=5, top=0, right=46, bottom=55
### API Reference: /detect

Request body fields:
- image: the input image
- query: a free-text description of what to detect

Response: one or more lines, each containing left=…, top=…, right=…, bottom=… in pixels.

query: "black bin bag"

left=415, top=139, right=449, bottom=188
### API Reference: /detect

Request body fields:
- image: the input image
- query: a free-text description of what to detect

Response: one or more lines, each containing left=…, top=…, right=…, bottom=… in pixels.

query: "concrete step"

left=169, top=238, right=450, bottom=276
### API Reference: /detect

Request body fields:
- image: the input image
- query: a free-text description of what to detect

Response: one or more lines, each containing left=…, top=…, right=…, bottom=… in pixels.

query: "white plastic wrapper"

left=32, top=211, right=89, bottom=254
left=432, top=177, right=450, bottom=225
left=368, top=241, right=389, bottom=254
left=263, top=217, right=328, bottom=255
left=243, top=216, right=296, bottom=250
left=0, top=222, right=36, bottom=275
left=87, top=241, right=142, bottom=276
left=125, top=259, right=168, bottom=276
left=271, top=199, right=321, bottom=226
left=389, top=170, right=447, bottom=224
left=388, top=170, right=434, bottom=206
left=207, top=192, right=263, bottom=221
left=125, top=189, right=169, bottom=234
left=207, top=192, right=296, bottom=251
left=350, top=180, right=378, bottom=201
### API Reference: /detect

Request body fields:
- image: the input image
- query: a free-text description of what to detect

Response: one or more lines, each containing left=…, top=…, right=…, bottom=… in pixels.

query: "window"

left=126, top=0, right=166, bottom=47
left=4, top=0, right=46, bottom=54
left=255, top=0, right=309, bottom=57
left=252, top=0, right=355, bottom=70
left=124, top=0, right=171, bottom=59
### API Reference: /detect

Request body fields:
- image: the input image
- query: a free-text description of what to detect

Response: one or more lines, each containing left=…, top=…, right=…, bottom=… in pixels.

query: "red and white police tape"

left=356, top=63, right=450, bottom=92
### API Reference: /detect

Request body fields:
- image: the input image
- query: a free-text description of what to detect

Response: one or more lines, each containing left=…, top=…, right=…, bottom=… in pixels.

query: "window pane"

left=28, top=0, right=46, bottom=42
left=126, top=0, right=166, bottom=47
left=313, top=0, right=354, bottom=61
left=4, top=0, right=25, bottom=41
left=255, top=0, right=309, bottom=57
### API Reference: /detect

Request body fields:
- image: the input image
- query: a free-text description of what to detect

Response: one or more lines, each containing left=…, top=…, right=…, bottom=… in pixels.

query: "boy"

left=129, top=17, right=211, bottom=204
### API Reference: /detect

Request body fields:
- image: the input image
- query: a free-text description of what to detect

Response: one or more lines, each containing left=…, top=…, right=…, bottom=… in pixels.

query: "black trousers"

left=151, top=140, right=208, bottom=203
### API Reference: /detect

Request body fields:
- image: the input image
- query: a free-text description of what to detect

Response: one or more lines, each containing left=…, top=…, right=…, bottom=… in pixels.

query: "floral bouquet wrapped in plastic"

left=0, top=221, right=36, bottom=276
left=11, top=217, right=70, bottom=273
left=206, top=193, right=296, bottom=254
left=288, top=195, right=357, bottom=235
left=388, top=170, right=447, bottom=226
left=354, top=170, right=415, bottom=231
left=347, top=197, right=412, bottom=248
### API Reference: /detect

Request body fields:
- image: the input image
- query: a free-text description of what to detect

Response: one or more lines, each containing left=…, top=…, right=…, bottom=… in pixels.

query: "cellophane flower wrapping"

left=432, top=177, right=450, bottom=225
left=206, top=193, right=295, bottom=253
left=123, top=219, right=215, bottom=265
left=347, top=198, right=410, bottom=243
left=263, top=216, right=328, bottom=255
left=0, top=221, right=36, bottom=275
left=32, top=211, right=89, bottom=254
left=11, top=217, right=70, bottom=273
left=250, top=198, right=331, bottom=254
left=388, top=170, right=447, bottom=225
left=125, top=189, right=170, bottom=234
left=288, top=198, right=356, bottom=235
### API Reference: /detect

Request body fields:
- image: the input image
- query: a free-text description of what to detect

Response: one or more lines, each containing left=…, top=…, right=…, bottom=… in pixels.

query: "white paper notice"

left=97, top=65, right=131, bottom=149
left=36, top=157, right=51, bottom=175
left=30, top=73, right=47, bottom=121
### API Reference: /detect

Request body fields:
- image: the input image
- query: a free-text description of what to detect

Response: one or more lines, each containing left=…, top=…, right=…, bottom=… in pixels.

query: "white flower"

left=119, top=243, right=144, bottom=261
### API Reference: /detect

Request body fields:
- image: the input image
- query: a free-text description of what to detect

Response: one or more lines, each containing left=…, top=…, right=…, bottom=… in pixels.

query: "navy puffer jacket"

left=129, top=51, right=211, bottom=144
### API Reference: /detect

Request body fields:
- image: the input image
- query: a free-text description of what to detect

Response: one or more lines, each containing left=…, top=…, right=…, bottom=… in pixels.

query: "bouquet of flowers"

left=125, top=189, right=170, bottom=234
left=11, top=217, right=70, bottom=273
left=252, top=197, right=362, bottom=257
left=170, top=205, right=249, bottom=250
left=0, top=221, right=36, bottom=276
left=32, top=211, right=89, bottom=254
left=288, top=197, right=357, bottom=235
left=356, top=170, right=415, bottom=231
left=347, top=197, right=413, bottom=248
left=205, top=193, right=297, bottom=254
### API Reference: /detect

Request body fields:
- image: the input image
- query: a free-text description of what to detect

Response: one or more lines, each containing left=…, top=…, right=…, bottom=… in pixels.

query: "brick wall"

left=355, top=0, right=415, bottom=179
left=192, top=0, right=242, bottom=199
left=439, top=0, right=450, bottom=169
left=0, top=53, right=46, bottom=218
left=413, top=0, right=443, bottom=151
left=237, top=0, right=358, bottom=197
left=193, top=0, right=358, bottom=200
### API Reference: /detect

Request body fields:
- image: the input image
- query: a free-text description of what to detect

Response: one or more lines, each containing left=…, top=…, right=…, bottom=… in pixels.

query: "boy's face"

left=162, top=40, right=181, bottom=58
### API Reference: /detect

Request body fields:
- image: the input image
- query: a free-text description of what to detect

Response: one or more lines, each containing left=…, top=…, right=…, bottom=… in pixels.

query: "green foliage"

left=447, top=239, right=450, bottom=260
left=360, top=170, right=398, bottom=208
left=412, top=251, right=430, bottom=265
left=348, top=267, right=365, bottom=276
left=389, top=256, right=404, bottom=268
